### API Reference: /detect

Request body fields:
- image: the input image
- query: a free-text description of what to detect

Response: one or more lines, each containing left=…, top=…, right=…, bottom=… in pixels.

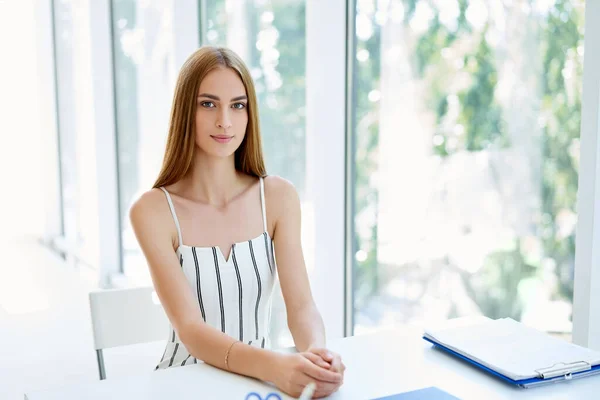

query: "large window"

left=350, top=0, right=585, bottom=337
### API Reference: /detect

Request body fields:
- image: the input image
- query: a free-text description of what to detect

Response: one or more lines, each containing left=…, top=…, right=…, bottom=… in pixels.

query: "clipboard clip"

left=535, top=361, right=592, bottom=379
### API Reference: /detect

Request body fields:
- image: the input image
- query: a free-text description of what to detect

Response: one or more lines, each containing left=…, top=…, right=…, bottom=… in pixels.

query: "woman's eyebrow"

left=197, top=93, right=247, bottom=102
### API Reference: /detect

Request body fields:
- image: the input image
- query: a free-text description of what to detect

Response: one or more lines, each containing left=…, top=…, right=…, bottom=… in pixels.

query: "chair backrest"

left=89, top=286, right=169, bottom=350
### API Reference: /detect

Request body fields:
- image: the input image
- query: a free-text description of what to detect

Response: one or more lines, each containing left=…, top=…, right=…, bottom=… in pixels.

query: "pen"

left=298, top=382, right=316, bottom=400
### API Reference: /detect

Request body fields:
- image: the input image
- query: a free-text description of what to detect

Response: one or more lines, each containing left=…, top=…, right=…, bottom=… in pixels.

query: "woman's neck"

left=182, top=151, right=246, bottom=207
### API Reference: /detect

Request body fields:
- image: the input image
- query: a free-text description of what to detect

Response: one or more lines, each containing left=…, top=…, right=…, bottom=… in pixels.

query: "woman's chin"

left=197, top=146, right=238, bottom=159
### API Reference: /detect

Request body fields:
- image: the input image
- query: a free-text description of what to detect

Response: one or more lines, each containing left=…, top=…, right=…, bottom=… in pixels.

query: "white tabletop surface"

left=25, top=325, right=600, bottom=400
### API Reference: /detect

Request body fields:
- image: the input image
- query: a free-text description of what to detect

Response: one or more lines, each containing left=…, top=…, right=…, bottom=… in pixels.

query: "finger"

left=309, top=347, right=334, bottom=362
left=296, top=379, right=334, bottom=400
left=313, top=382, right=341, bottom=398
left=303, top=352, right=331, bottom=369
left=330, top=356, right=342, bottom=372
left=291, top=376, right=315, bottom=398
left=302, top=359, right=342, bottom=383
left=293, top=381, right=313, bottom=397
left=304, top=362, right=341, bottom=383
left=309, top=381, right=335, bottom=397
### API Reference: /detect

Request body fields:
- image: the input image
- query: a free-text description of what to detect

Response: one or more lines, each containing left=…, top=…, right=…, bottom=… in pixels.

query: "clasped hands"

left=299, top=347, right=345, bottom=398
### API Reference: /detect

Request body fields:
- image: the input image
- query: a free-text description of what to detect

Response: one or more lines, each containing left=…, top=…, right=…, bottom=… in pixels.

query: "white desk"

left=25, top=326, right=600, bottom=399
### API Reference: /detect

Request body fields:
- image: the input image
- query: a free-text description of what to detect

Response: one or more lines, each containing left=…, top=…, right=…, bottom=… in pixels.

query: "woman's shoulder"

left=129, top=188, right=180, bottom=253
left=262, top=175, right=300, bottom=217
left=129, top=187, right=172, bottom=225
left=262, top=175, right=298, bottom=199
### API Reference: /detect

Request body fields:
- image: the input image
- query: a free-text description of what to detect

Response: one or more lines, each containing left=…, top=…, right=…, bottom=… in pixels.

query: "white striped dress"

left=155, top=177, right=277, bottom=369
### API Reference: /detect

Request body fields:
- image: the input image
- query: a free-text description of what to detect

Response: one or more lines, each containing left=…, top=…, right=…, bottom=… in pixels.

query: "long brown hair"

left=153, top=46, right=266, bottom=189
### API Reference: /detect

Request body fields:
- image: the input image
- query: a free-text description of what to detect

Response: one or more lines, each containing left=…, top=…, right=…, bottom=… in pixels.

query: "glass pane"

left=111, top=0, right=177, bottom=281
left=53, top=0, right=99, bottom=267
left=351, top=0, right=585, bottom=339
left=205, top=0, right=307, bottom=348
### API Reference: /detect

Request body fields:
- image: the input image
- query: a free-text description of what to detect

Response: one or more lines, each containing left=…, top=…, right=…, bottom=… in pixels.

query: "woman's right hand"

left=269, top=352, right=343, bottom=398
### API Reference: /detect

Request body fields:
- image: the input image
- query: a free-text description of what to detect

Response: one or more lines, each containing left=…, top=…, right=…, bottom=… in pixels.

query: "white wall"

left=0, top=0, right=56, bottom=240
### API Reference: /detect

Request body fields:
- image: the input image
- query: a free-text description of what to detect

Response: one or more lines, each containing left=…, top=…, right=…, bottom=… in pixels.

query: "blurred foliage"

left=353, top=0, right=584, bottom=324
left=540, top=0, right=583, bottom=302
left=458, top=36, right=507, bottom=152
left=262, top=2, right=306, bottom=195
left=461, top=242, right=537, bottom=320
left=352, top=3, right=382, bottom=305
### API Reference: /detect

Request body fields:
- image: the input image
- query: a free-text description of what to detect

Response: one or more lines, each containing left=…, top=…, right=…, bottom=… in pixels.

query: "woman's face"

left=195, top=67, right=248, bottom=158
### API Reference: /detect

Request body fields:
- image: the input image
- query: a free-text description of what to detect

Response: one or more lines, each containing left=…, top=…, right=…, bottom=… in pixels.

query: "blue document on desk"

left=423, top=318, right=600, bottom=388
left=372, top=387, right=459, bottom=399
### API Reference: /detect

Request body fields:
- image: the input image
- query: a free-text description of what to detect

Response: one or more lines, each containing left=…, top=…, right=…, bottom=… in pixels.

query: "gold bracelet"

left=224, top=340, right=239, bottom=371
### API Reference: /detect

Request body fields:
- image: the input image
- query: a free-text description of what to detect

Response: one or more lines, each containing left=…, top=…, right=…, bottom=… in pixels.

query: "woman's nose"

left=216, top=110, right=232, bottom=129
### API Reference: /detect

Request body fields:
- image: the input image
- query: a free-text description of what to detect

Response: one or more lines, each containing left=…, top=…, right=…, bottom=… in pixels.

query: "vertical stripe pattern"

left=212, top=247, right=226, bottom=333
left=155, top=178, right=276, bottom=370
left=181, top=355, right=191, bottom=366
left=263, top=232, right=273, bottom=275
left=249, top=240, right=262, bottom=340
left=231, top=246, right=244, bottom=342
left=192, top=248, right=206, bottom=322
left=168, top=343, right=179, bottom=367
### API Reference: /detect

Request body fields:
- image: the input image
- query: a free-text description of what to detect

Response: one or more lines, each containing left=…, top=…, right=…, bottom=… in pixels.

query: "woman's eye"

left=200, top=101, right=216, bottom=108
left=232, top=102, right=246, bottom=110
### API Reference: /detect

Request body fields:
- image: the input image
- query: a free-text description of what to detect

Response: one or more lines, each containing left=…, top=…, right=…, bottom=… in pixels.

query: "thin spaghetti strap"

left=259, top=177, right=267, bottom=233
left=159, top=187, right=183, bottom=247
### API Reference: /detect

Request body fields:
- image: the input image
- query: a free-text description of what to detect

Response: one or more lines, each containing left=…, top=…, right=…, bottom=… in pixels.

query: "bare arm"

left=132, top=186, right=342, bottom=398
left=267, top=177, right=326, bottom=352
left=129, top=189, right=274, bottom=380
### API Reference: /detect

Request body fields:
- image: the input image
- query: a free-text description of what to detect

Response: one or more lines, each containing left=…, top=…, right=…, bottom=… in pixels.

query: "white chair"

left=88, top=286, right=169, bottom=379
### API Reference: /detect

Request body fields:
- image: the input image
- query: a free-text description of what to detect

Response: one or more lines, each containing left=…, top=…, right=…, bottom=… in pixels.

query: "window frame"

left=573, top=0, right=600, bottom=351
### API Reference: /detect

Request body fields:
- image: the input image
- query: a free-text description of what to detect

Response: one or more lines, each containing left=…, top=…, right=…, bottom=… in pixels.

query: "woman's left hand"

left=301, top=347, right=345, bottom=398
left=305, top=347, right=346, bottom=375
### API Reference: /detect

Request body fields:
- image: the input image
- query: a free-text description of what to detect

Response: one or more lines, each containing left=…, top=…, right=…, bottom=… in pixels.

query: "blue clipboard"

left=423, top=336, right=600, bottom=388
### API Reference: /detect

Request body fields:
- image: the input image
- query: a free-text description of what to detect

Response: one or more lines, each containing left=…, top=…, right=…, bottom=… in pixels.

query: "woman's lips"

left=211, top=135, right=233, bottom=144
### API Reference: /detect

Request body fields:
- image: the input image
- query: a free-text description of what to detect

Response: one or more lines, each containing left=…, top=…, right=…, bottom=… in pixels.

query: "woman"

left=130, top=46, right=345, bottom=398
